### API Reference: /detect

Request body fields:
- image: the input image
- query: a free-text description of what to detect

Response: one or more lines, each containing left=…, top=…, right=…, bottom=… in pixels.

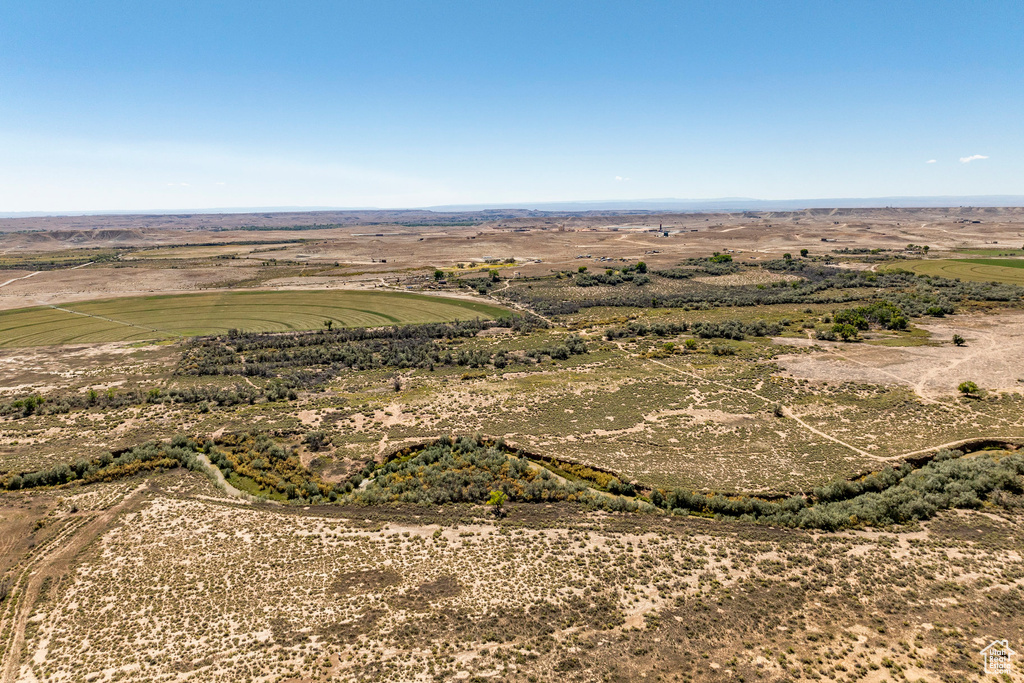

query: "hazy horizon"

left=4, top=194, right=1024, bottom=220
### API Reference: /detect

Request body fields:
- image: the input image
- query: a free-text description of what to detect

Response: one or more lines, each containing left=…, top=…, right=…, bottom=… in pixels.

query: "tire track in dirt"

left=824, top=349, right=944, bottom=406
left=0, top=484, right=148, bottom=683
left=0, top=272, right=41, bottom=289
left=912, top=326, right=997, bottom=400
left=645, top=356, right=877, bottom=459
left=49, top=304, right=176, bottom=337
left=489, top=282, right=562, bottom=328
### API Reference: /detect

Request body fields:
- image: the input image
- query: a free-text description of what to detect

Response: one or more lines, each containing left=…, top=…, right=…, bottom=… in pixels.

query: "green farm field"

left=957, top=247, right=1024, bottom=256
left=0, top=290, right=509, bottom=347
left=893, top=257, right=1024, bottom=284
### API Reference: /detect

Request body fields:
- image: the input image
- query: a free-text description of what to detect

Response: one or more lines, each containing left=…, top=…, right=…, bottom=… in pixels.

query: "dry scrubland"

left=3, top=473, right=1023, bottom=683
left=1, top=207, right=1024, bottom=682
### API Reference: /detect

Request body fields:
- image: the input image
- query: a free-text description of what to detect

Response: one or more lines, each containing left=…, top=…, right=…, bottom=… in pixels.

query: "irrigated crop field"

left=2, top=207, right=1024, bottom=682
left=896, top=257, right=1024, bottom=284
left=0, top=290, right=509, bottom=347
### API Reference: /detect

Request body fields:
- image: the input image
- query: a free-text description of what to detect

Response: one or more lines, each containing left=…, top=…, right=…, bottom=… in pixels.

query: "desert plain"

left=1, top=206, right=1023, bottom=683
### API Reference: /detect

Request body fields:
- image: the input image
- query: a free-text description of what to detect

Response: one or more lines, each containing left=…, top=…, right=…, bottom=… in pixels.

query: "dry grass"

left=2, top=471, right=1021, bottom=682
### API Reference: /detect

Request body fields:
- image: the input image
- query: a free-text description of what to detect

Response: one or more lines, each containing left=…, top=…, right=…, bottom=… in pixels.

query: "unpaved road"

left=0, top=484, right=148, bottom=683
left=0, top=271, right=40, bottom=289
left=776, top=312, right=1024, bottom=399
left=645, top=356, right=876, bottom=460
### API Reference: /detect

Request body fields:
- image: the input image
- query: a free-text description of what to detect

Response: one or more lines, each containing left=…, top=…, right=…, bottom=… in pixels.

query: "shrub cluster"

left=503, top=262, right=1023, bottom=316
left=211, top=432, right=345, bottom=502
left=833, top=301, right=908, bottom=330
left=542, top=458, right=635, bottom=495
left=604, top=319, right=780, bottom=341
left=349, top=436, right=589, bottom=505
left=3, top=435, right=204, bottom=490
left=692, top=319, right=783, bottom=340
left=575, top=262, right=651, bottom=287
left=655, top=256, right=741, bottom=279
left=0, top=382, right=298, bottom=420
left=178, top=318, right=564, bottom=382
left=651, top=449, right=1024, bottom=530
left=604, top=321, right=688, bottom=340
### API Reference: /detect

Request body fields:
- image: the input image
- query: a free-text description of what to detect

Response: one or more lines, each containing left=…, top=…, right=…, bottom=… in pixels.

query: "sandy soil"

left=0, top=342, right=169, bottom=393
left=0, top=265, right=262, bottom=310
left=774, top=312, right=1024, bottom=397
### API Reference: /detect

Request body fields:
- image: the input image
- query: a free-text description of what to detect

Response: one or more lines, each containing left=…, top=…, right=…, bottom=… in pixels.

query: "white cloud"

left=166, top=182, right=191, bottom=186
left=614, top=175, right=630, bottom=181
left=959, top=154, right=989, bottom=164
left=926, top=159, right=937, bottom=164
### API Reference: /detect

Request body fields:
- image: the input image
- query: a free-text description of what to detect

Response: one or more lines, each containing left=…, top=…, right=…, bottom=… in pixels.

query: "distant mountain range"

left=426, top=196, right=1024, bottom=212
left=3, top=195, right=1024, bottom=218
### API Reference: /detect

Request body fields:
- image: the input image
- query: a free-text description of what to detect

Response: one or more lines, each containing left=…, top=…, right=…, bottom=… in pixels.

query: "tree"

left=958, top=381, right=979, bottom=397
left=636, top=261, right=648, bottom=273
left=800, top=249, right=809, bottom=258
left=434, top=269, right=444, bottom=281
left=952, top=334, right=966, bottom=346
left=489, top=269, right=500, bottom=282
left=832, top=323, right=858, bottom=341
left=783, top=253, right=792, bottom=260
left=304, top=430, right=328, bottom=451
left=486, top=489, right=508, bottom=517
left=323, top=319, right=333, bottom=331
left=684, top=339, right=698, bottom=352
left=578, top=266, right=587, bottom=273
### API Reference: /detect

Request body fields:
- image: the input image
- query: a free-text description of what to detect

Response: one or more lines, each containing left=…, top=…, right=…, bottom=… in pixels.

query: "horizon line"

left=3, top=194, right=1024, bottom=219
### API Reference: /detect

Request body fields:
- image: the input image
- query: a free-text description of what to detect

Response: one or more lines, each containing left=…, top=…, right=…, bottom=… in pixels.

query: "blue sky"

left=1, top=1, right=1021, bottom=212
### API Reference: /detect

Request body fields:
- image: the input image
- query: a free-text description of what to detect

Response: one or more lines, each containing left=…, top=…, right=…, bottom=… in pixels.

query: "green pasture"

left=956, top=248, right=1024, bottom=256
left=893, top=258, right=1024, bottom=284
left=0, top=290, right=509, bottom=347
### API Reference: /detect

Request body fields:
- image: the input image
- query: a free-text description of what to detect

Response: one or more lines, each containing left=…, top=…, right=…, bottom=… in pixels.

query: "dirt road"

left=0, top=484, right=148, bottom=683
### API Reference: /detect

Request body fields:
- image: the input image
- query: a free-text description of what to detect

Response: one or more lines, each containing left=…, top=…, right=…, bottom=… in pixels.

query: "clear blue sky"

left=1, top=1, right=1021, bottom=212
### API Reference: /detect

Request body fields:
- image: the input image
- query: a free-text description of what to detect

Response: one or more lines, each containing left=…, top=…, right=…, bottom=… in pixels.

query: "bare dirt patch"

left=0, top=265, right=263, bottom=310
left=692, top=270, right=800, bottom=286
left=0, top=341, right=171, bottom=393
left=775, top=312, right=1024, bottom=398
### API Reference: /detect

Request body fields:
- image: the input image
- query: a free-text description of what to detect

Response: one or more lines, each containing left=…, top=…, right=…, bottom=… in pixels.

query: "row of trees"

left=181, top=319, right=584, bottom=383
left=0, top=382, right=299, bottom=420
left=604, top=318, right=782, bottom=341
left=7, top=429, right=1019, bottom=531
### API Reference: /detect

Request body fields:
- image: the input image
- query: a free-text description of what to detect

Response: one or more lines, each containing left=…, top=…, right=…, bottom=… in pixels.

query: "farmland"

left=2, top=206, right=1024, bottom=682
left=895, top=257, right=1024, bottom=284
left=0, top=290, right=509, bottom=347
